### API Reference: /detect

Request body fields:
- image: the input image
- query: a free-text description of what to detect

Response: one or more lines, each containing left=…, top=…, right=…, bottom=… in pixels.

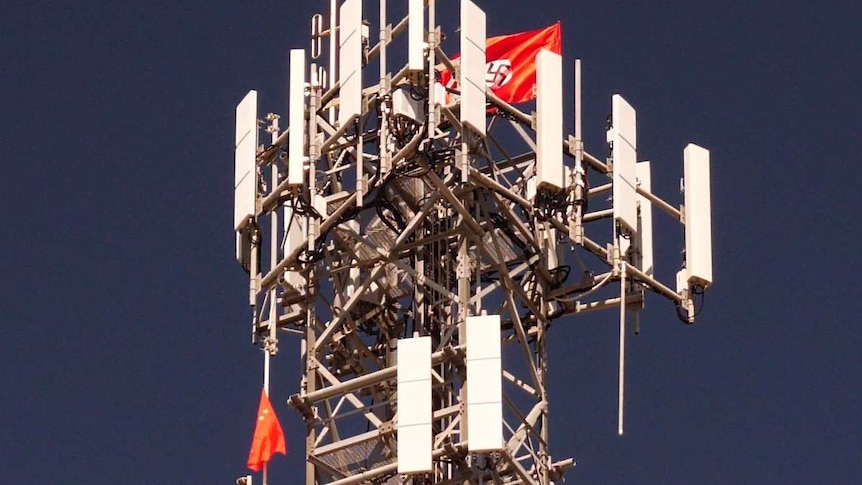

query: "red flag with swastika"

left=439, top=22, right=562, bottom=104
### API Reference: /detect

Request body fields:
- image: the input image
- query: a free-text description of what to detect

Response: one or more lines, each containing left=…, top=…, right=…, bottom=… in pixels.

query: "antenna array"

left=232, top=1, right=713, bottom=484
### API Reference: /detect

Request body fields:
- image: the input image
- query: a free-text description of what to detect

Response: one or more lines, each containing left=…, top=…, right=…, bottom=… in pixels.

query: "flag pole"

left=262, top=114, right=281, bottom=485
left=263, top=349, right=271, bottom=485
left=264, top=346, right=271, bottom=395
left=261, top=230, right=276, bottom=484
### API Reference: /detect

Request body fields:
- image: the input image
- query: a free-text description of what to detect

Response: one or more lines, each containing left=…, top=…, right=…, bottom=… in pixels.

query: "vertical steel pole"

left=379, top=0, right=391, bottom=174
left=618, top=261, right=626, bottom=436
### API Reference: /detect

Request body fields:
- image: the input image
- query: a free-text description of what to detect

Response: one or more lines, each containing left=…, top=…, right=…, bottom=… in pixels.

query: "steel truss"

left=238, top=2, right=704, bottom=484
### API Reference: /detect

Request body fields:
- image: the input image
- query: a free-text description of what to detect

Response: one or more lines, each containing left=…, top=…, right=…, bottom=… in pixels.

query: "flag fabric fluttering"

left=247, top=389, right=287, bottom=472
left=439, top=22, right=562, bottom=105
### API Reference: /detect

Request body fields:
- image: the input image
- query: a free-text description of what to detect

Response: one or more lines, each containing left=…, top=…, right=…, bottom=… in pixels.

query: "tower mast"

left=232, top=2, right=714, bottom=483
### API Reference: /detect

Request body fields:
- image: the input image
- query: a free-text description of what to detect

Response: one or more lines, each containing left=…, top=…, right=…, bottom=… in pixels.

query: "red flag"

left=439, top=22, right=562, bottom=105
left=247, top=389, right=286, bottom=471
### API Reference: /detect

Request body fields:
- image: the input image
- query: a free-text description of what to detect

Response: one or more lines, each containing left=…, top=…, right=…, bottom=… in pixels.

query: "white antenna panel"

left=459, top=0, right=486, bottom=136
left=338, top=0, right=362, bottom=126
left=397, top=336, right=433, bottom=473
left=536, top=50, right=565, bottom=191
left=284, top=203, right=305, bottom=290
left=235, top=232, right=250, bottom=270
left=636, top=161, right=654, bottom=277
left=289, top=49, right=306, bottom=186
left=676, top=268, right=688, bottom=295
left=526, top=175, right=537, bottom=201
left=234, top=90, right=258, bottom=231
left=312, top=192, right=328, bottom=218
left=392, top=88, right=425, bottom=122
left=611, top=94, right=638, bottom=233
left=683, top=144, right=712, bottom=287
left=408, top=0, right=424, bottom=72
left=466, top=314, right=503, bottom=452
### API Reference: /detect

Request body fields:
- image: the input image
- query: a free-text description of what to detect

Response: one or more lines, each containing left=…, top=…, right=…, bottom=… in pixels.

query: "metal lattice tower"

left=232, top=1, right=713, bottom=484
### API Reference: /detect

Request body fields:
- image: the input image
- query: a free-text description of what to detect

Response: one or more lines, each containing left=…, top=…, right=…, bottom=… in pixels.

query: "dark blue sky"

left=2, top=1, right=860, bottom=483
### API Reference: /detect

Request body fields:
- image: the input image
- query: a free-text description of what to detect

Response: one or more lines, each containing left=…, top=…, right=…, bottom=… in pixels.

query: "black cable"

left=549, top=265, right=571, bottom=290
left=674, top=287, right=706, bottom=324
left=693, top=286, right=706, bottom=318
left=674, top=301, right=690, bottom=324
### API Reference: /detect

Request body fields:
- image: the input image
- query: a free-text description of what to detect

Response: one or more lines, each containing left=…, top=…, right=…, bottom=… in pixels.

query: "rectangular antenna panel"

left=636, top=161, right=654, bottom=277
left=684, top=144, right=712, bottom=287
left=289, top=49, right=306, bottom=186
left=466, top=314, right=503, bottom=452
left=611, top=94, right=638, bottom=233
left=397, top=336, right=432, bottom=473
left=408, top=0, right=424, bottom=72
left=234, top=90, right=258, bottom=232
left=235, top=232, right=249, bottom=270
left=338, top=0, right=362, bottom=126
left=312, top=193, right=328, bottom=218
left=392, top=88, right=425, bottom=122
left=283, top=203, right=305, bottom=290
left=459, top=0, right=486, bottom=136
left=676, top=268, right=688, bottom=294
left=536, top=50, right=565, bottom=191
left=526, top=175, right=537, bottom=201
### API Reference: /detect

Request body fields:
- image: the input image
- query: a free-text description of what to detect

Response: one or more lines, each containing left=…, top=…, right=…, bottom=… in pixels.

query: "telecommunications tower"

left=232, top=1, right=714, bottom=484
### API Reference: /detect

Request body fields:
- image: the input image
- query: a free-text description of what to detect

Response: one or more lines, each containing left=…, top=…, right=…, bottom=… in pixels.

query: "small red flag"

left=247, top=389, right=287, bottom=471
left=439, top=22, right=562, bottom=105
